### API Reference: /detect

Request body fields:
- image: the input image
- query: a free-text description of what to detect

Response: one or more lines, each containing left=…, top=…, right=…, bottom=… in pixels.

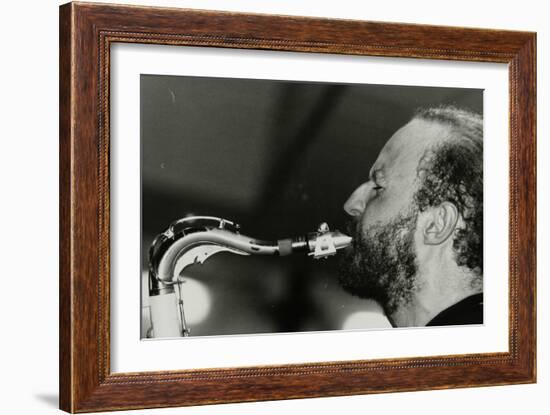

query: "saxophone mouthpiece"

left=276, top=222, right=352, bottom=259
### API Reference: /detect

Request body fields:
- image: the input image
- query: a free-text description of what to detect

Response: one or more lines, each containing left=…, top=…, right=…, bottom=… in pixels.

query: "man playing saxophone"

left=338, top=106, right=483, bottom=327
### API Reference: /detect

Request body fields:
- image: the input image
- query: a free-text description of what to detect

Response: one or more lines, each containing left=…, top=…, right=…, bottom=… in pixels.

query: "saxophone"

left=147, top=215, right=352, bottom=338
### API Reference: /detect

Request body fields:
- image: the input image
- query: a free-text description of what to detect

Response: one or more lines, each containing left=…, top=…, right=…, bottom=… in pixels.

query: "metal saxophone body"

left=147, top=216, right=352, bottom=338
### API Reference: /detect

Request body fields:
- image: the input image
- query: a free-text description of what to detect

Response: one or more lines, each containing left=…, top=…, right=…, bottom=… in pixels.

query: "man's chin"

left=336, top=216, right=419, bottom=315
left=337, top=249, right=386, bottom=303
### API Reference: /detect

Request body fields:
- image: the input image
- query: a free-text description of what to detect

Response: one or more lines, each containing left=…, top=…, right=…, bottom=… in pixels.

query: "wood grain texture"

left=59, top=1, right=536, bottom=412
left=59, top=3, right=73, bottom=411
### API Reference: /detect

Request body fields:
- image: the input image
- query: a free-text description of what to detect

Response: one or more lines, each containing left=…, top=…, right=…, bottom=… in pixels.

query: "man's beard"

left=338, top=206, right=419, bottom=316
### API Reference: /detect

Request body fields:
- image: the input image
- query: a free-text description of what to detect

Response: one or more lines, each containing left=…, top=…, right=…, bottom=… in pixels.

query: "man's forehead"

left=372, top=119, right=449, bottom=174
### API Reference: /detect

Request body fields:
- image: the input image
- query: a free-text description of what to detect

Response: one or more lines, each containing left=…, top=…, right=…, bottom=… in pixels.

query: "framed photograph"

left=59, top=2, right=536, bottom=412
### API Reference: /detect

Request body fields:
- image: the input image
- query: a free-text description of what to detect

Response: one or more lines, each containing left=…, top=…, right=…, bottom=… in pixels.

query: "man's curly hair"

left=412, top=106, right=483, bottom=284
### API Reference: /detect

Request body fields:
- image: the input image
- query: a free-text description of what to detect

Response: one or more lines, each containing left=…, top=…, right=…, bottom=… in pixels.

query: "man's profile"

left=338, top=106, right=483, bottom=328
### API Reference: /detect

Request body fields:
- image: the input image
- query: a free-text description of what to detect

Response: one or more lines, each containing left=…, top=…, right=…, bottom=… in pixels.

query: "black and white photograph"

left=141, top=75, right=483, bottom=339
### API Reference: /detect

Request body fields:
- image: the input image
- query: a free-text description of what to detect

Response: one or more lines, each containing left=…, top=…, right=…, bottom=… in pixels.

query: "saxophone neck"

left=148, top=216, right=352, bottom=291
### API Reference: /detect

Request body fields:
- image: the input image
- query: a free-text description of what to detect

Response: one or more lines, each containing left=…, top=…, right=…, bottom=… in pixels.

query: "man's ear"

left=422, top=202, right=459, bottom=245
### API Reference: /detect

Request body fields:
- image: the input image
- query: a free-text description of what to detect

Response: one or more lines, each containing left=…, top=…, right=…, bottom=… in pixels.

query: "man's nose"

left=343, top=183, right=370, bottom=217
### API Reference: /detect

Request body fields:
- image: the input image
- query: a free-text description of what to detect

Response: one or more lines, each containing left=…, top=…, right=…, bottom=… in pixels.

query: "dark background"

left=141, top=74, right=482, bottom=337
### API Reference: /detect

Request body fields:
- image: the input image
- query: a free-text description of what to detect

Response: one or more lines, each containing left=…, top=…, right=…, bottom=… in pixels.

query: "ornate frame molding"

left=60, top=2, right=536, bottom=412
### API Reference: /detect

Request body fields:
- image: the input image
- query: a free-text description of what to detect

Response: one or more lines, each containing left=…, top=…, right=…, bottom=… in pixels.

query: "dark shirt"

left=426, top=293, right=483, bottom=326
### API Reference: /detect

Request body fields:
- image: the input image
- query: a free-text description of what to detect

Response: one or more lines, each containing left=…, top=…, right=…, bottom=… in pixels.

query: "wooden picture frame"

left=59, top=2, right=536, bottom=412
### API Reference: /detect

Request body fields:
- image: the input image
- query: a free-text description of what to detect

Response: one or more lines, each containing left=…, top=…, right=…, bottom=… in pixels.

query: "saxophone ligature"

left=147, top=215, right=352, bottom=338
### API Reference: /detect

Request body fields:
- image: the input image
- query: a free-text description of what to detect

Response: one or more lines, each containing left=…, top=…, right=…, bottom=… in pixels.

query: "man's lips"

left=345, top=220, right=360, bottom=237
left=344, top=220, right=361, bottom=251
